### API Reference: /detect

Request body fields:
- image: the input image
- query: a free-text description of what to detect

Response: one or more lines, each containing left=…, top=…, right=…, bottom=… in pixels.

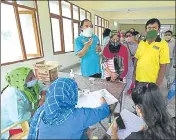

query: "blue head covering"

left=27, top=78, right=78, bottom=139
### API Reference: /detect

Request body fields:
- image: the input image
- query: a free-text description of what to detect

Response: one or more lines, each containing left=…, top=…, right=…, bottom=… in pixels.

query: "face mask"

left=27, top=79, right=37, bottom=87
left=125, top=37, right=133, bottom=42
left=146, top=30, right=158, bottom=40
left=165, top=36, right=171, bottom=41
left=82, top=27, right=93, bottom=37
left=109, top=40, right=120, bottom=53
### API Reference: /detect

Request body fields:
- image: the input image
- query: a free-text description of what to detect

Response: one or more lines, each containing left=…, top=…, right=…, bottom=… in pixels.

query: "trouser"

left=126, top=66, right=134, bottom=91
left=89, top=73, right=102, bottom=78
left=165, top=58, right=174, bottom=82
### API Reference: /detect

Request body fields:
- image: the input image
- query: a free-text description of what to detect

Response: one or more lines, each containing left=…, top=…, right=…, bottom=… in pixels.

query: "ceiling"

left=70, top=1, right=175, bottom=24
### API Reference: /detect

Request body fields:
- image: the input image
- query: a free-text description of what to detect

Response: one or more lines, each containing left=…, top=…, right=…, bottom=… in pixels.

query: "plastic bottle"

left=168, top=80, right=175, bottom=100
left=70, top=69, right=74, bottom=79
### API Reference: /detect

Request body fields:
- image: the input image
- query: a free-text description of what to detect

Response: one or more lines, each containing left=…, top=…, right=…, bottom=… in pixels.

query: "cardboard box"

left=34, top=60, right=59, bottom=85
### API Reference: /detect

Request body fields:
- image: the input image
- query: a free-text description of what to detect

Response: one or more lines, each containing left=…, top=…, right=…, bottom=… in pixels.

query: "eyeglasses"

left=126, top=35, right=132, bottom=38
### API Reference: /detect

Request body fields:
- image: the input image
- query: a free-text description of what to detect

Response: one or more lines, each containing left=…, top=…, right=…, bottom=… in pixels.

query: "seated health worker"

left=111, top=83, right=175, bottom=139
left=27, top=78, right=110, bottom=139
left=1, top=67, right=47, bottom=139
left=74, top=19, right=102, bottom=78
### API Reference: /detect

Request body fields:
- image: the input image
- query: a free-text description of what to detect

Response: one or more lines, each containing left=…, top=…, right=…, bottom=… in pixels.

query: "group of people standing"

left=74, top=18, right=175, bottom=92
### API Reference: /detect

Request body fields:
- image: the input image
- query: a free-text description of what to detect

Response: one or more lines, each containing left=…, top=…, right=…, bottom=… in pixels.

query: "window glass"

left=98, top=27, right=102, bottom=45
left=63, top=18, right=73, bottom=52
left=95, top=16, right=97, bottom=25
left=94, top=26, right=98, bottom=36
left=73, top=22, right=79, bottom=39
left=49, top=1, right=60, bottom=15
left=19, top=13, right=39, bottom=58
left=1, top=4, right=23, bottom=63
left=73, top=5, right=79, bottom=20
left=98, top=17, right=101, bottom=26
left=80, top=9, right=85, bottom=21
left=61, top=1, right=71, bottom=18
left=87, top=12, right=91, bottom=20
left=17, top=0, right=34, bottom=8
left=51, top=18, right=62, bottom=52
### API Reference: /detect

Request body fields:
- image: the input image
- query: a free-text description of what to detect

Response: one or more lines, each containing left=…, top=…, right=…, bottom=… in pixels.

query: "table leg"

left=118, top=84, right=126, bottom=112
left=99, top=121, right=107, bottom=132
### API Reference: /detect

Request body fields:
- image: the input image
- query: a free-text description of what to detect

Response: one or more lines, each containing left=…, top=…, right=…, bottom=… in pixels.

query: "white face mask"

left=82, top=27, right=93, bottom=37
left=27, top=79, right=37, bottom=87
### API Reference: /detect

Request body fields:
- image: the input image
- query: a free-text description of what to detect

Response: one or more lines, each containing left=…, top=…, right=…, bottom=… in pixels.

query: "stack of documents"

left=76, top=89, right=118, bottom=108
left=107, top=109, right=144, bottom=139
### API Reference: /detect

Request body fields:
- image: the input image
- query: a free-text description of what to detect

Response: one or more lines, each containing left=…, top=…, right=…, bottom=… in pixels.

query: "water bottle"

left=70, top=69, right=74, bottom=79
left=168, top=80, right=175, bottom=100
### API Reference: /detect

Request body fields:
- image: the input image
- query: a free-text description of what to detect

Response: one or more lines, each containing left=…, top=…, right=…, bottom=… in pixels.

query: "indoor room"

left=1, top=0, right=175, bottom=139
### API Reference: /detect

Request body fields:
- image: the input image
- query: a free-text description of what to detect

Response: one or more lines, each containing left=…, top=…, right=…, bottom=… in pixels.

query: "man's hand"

left=96, top=46, right=102, bottom=52
left=83, top=38, right=93, bottom=47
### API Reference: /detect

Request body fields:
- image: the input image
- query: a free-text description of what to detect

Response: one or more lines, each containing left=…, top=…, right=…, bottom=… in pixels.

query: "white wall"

left=1, top=1, right=80, bottom=89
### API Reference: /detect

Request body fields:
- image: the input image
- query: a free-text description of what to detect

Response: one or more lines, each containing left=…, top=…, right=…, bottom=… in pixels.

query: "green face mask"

left=146, top=30, right=158, bottom=40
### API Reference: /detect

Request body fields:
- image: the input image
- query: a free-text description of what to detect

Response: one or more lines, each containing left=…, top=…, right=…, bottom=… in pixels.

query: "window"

left=63, top=18, right=73, bottom=52
left=94, top=15, right=109, bottom=45
left=73, top=5, right=79, bottom=20
left=80, top=9, right=85, bottom=21
left=48, top=0, right=92, bottom=54
left=61, top=1, right=71, bottom=18
left=86, top=12, right=91, bottom=21
left=1, top=1, right=43, bottom=65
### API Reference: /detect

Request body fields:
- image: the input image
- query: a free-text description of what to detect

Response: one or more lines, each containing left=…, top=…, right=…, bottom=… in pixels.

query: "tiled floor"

left=62, top=64, right=175, bottom=139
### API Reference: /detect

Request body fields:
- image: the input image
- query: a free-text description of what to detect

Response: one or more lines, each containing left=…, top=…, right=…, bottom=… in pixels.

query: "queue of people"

left=1, top=18, right=175, bottom=140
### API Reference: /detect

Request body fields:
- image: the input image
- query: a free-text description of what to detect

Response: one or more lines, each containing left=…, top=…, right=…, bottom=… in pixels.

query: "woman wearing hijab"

left=1, top=67, right=47, bottom=139
left=102, top=34, right=128, bottom=82
left=111, top=83, right=175, bottom=139
left=27, top=78, right=110, bottom=139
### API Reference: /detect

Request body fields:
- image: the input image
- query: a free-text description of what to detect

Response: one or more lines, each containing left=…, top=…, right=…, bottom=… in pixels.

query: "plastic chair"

left=1, top=121, right=29, bottom=139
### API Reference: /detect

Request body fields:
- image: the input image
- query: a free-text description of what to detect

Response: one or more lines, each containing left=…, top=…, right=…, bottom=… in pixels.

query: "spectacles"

left=126, top=35, right=132, bottom=38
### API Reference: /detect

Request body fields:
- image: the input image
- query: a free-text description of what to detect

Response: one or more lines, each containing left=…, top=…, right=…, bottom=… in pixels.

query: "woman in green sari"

left=1, top=67, right=47, bottom=139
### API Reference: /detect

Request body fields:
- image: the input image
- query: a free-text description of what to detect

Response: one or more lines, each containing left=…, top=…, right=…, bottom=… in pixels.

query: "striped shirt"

left=102, top=58, right=115, bottom=78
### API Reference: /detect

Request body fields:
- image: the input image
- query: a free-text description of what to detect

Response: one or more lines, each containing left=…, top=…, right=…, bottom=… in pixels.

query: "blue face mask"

left=27, top=79, right=37, bottom=87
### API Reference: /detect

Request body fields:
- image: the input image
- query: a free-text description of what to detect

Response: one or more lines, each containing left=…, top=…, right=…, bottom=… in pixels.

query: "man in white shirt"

left=164, top=30, right=175, bottom=83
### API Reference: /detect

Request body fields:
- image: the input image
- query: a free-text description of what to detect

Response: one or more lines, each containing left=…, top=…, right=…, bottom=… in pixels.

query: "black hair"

left=129, top=28, right=135, bottom=32
left=132, top=83, right=175, bottom=139
left=145, top=18, right=161, bottom=29
left=103, top=28, right=111, bottom=38
left=133, top=31, right=140, bottom=36
left=80, top=19, right=91, bottom=27
left=165, top=30, right=173, bottom=35
left=125, top=31, right=134, bottom=36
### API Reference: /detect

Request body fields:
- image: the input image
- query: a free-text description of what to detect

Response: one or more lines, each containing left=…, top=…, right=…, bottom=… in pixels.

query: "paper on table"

left=107, top=109, right=144, bottom=139
left=76, top=89, right=118, bottom=108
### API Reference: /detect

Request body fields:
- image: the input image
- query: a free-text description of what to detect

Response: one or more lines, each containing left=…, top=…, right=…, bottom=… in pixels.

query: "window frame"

left=1, top=0, right=43, bottom=66
left=48, top=0, right=92, bottom=55
left=94, top=15, right=109, bottom=45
